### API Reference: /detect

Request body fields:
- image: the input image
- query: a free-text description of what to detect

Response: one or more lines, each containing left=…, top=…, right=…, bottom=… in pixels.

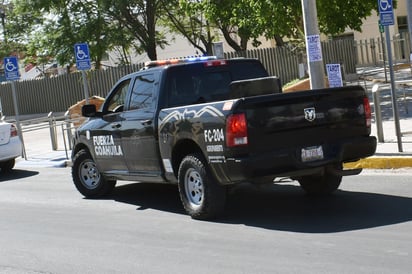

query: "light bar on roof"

left=144, top=56, right=218, bottom=68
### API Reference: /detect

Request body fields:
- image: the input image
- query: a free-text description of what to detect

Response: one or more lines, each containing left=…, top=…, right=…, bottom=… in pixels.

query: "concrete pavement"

left=10, top=66, right=412, bottom=170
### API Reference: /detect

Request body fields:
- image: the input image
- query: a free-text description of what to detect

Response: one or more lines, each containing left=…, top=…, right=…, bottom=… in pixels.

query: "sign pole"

left=378, top=20, right=388, bottom=82
left=82, top=70, right=90, bottom=104
left=11, top=81, right=26, bottom=159
left=378, top=0, right=403, bottom=152
left=385, top=26, right=403, bottom=152
left=4, top=56, right=26, bottom=159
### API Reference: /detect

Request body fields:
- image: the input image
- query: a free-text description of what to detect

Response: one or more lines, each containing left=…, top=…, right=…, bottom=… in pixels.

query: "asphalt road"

left=1, top=167, right=411, bottom=274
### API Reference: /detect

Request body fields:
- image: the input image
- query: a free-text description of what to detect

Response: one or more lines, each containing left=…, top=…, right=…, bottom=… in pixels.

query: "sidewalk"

left=15, top=122, right=70, bottom=169
left=345, top=65, right=412, bottom=169
left=12, top=66, right=412, bottom=170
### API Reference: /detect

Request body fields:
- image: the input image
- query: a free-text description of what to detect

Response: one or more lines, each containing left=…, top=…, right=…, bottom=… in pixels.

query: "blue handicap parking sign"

left=378, top=0, right=394, bottom=26
left=74, top=43, right=91, bottom=70
left=4, top=56, right=20, bottom=81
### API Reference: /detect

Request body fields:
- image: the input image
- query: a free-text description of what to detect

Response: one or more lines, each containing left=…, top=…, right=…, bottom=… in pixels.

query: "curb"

left=344, top=156, right=412, bottom=169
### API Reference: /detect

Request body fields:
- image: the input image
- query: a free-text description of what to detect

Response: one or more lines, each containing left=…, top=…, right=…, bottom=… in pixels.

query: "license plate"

left=301, top=146, right=324, bottom=162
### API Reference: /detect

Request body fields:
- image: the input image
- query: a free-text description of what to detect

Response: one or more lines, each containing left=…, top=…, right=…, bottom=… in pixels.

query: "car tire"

left=72, top=149, right=116, bottom=198
left=298, top=166, right=342, bottom=195
left=178, top=153, right=226, bottom=220
left=0, top=159, right=15, bottom=173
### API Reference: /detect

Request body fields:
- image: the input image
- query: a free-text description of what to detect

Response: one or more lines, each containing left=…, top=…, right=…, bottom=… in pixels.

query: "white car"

left=0, top=120, right=23, bottom=172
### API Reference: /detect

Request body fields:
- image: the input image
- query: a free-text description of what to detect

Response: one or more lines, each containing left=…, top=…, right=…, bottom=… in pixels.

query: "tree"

left=258, top=0, right=398, bottom=44
left=199, top=0, right=264, bottom=52
left=6, top=0, right=121, bottom=69
left=160, top=0, right=216, bottom=56
left=101, top=0, right=168, bottom=61
left=174, top=0, right=398, bottom=52
left=317, top=0, right=397, bottom=35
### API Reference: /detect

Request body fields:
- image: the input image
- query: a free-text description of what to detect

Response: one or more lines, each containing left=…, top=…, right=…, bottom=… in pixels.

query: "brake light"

left=10, top=124, right=18, bottom=137
left=204, top=60, right=227, bottom=67
left=363, top=97, right=372, bottom=127
left=226, top=113, right=248, bottom=147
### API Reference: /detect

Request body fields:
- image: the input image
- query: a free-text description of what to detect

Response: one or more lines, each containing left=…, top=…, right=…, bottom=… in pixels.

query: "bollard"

left=372, top=84, right=384, bottom=142
left=48, top=112, right=58, bottom=150
left=65, top=111, right=73, bottom=150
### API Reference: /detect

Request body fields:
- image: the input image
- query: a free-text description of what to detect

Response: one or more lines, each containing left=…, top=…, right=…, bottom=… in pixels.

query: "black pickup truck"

left=71, top=57, right=376, bottom=220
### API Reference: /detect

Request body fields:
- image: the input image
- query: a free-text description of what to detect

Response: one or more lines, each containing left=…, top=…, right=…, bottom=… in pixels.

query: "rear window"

left=165, top=60, right=268, bottom=107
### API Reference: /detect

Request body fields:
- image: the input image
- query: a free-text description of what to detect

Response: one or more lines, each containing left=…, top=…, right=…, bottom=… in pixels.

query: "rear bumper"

left=0, top=137, right=23, bottom=162
left=218, top=136, right=377, bottom=184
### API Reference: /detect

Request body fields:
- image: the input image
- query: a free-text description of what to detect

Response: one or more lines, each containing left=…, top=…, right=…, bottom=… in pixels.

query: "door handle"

left=111, top=123, right=121, bottom=129
left=142, top=119, right=153, bottom=126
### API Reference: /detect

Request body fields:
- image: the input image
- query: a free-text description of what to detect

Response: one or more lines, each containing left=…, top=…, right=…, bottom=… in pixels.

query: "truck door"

left=91, top=79, right=130, bottom=173
left=121, top=73, right=162, bottom=178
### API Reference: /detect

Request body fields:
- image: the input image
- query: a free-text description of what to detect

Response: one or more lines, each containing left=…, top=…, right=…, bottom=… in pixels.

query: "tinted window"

left=106, top=79, right=131, bottom=112
left=166, top=60, right=268, bottom=107
left=129, top=74, right=155, bottom=110
left=229, top=60, right=268, bottom=80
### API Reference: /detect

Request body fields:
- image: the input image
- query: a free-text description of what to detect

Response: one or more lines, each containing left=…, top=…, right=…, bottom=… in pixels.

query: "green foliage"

left=160, top=0, right=216, bottom=55
left=101, top=0, right=168, bottom=60
left=1, top=0, right=396, bottom=69
left=5, top=0, right=117, bottom=68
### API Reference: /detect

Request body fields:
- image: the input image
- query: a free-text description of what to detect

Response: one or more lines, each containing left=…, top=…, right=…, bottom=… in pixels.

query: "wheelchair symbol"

left=76, top=46, right=88, bottom=60
left=5, top=59, right=18, bottom=72
left=380, top=0, right=391, bottom=11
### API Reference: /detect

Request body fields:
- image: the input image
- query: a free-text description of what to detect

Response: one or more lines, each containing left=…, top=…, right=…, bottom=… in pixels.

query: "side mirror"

left=82, top=104, right=97, bottom=117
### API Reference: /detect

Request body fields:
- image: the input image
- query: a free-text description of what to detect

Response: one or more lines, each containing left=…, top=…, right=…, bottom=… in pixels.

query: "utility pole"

left=301, top=0, right=325, bottom=89
left=407, top=0, right=412, bottom=59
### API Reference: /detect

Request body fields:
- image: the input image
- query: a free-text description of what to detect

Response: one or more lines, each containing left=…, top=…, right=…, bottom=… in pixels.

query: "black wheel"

left=298, top=165, right=342, bottom=195
left=71, top=149, right=116, bottom=198
left=0, top=159, right=15, bottom=173
left=178, top=153, right=226, bottom=220
left=298, top=174, right=341, bottom=195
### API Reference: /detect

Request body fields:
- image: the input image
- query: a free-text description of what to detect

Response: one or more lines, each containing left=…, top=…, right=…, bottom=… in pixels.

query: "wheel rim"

left=79, top=159, right=101, bottom=190
left=184, top=168, right=204, bottom=207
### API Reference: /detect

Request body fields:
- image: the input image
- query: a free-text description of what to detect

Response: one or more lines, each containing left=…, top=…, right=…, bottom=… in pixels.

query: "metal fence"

left=0, top=63, right=144, bottom=116
left=0, top=39, right=358, bottom=117
left=355, top=32, right=411, bottom=67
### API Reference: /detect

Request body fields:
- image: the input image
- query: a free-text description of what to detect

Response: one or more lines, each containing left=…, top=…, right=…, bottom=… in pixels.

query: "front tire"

left=72, top=149, right=116, bottom=198
left=178, top=153, right=226, bottom=220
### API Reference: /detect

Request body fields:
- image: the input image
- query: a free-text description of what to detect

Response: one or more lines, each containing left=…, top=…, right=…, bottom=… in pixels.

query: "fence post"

left=48, top=112, right=58, bottom=150
left=370, top=38, right=377, bottom=66
left=65, top=111, right=73, bottom=150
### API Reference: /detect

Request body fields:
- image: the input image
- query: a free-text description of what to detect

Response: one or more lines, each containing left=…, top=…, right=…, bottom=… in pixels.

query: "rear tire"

left=72, top=149, right=116, bottom=198
left=178, top=153, right=226, bottom=220
left=298, top=166, right=342, bottom=195
left=0, top=159, right=15, bottom=173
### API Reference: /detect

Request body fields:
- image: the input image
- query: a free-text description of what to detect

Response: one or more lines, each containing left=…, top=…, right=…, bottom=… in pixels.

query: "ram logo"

left=304, top=107, right=316, bottom=122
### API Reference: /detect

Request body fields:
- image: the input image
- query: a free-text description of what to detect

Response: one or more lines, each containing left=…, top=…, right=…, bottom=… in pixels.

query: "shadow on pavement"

left=222, top=183, right=412, bottom=233
left=0, top=169, right=40, bottom=182
left=107, top=182, right=412, bottom=233
left=110, top=183, right=185, bottom=215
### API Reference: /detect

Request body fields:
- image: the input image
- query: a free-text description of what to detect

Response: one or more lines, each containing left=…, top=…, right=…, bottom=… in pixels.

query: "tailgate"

left=234, top=86, right=370, bottom=155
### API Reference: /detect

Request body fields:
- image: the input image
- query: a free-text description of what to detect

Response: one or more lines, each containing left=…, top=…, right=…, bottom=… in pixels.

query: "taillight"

left=363, top=97, right=372, bottom=127
left=226, top=113, right=248, bottom=147
left=204, top=60, right=227, bottom=67
left=10, top=124, right=18, bottom=137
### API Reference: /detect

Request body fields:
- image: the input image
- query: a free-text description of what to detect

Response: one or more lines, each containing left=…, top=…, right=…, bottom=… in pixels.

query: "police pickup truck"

left=71, top=57, right=376, bottom=220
